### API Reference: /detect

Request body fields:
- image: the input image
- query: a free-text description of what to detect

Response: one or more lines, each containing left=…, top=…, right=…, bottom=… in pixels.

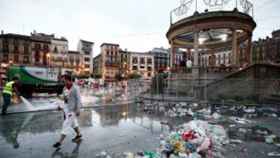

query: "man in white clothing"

left=53, top=75, right=82, bottom=148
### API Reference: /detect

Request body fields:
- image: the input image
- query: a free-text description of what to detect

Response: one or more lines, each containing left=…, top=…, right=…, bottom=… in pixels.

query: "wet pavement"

left=0, top=104, right=169, bottom=158
left=0, top=80, right=149, bottom=114
left=0, top=102, right=280, bottom=158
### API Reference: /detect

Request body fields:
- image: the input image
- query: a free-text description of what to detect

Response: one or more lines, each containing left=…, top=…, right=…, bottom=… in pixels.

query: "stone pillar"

left=192, top=31, right=200, bottom=78
left=246, top=34, right=252, bottom=65
left=236, top=42, right=240, bottom=66
left=170, top=44, right=176, bottom=69
left=187, top=48, right=191, bottom=60
left=231, top=29, right=238, bottom=66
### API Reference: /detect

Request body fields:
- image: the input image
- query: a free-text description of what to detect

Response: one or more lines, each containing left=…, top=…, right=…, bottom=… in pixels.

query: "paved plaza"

left=1, top=100, right=280, bottom=158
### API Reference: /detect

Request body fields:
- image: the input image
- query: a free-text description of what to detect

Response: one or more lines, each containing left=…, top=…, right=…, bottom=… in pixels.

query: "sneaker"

left=72, top=135, right=82, bottom=142
left=53, top=142, right=61, bottom=148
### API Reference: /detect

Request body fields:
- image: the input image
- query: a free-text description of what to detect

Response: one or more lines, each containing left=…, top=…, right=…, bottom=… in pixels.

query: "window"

left=69, top=56, right=74, bottom=62
left=35, top=44, right=41, bottom=50
left=14, top=39, right=19, bottom=46
left=3, top=39, right=9, bottom=53
left=84, top=57, right=90, bottom=62
left=35, top=51, right=40, bottom=62
left=3, top=54, right=8, bottom=62
left=14, top=45, right=19, bottom=53
left=140, top=66, right=145, bottom=69
left=85, top=64, right=90, bottom=68
left=54, top=46, right=58, bottom=53
left=24, top=43, right=29, bottom=54
left=14, top=54, right=19, bottom=63
left=140, top=57, right=145, bottom=64
left=147, top=66, right=152, bottom=71
left=23, top=56, right=29, bottom=63
left=147, top=58, right=152, bottom=64
left=132, top=66, right=138, bottom=70
left=43, top=44, right=49, bottom=50
left=76, top=58, right=80, bottom=65
left=132, top=57, right=138, bottom=64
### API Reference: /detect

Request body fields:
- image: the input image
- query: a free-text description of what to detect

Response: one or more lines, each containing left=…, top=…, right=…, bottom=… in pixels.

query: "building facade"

left=78, top=40, right=94, bottom=74
left=119, top=49, right=130, bottom=78
left=93, top=54, right=102, bottom=76
left=0, top=31, right=98, bottom=77
left=63, top=50, right=83, bottom=75
left=0, top=33, right=33, bottom=66
left=252, top=30, right=280, bottom=64
left=50, top=37, right=68, bottom=68
left=0, top=31, right=70, bottom=68
left=30, top=32, right=52, bottom=66
left=129, top=52, right=154, bottom=79
left=149, top=47, right=169, bottom=73
left=101, top=43, right=120, bottom=81
left=93, top=44, right=155, bottom=81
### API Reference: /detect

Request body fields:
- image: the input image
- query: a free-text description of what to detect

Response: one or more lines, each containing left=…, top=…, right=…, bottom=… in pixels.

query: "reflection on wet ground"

left=0, top=104, right=170, bottom=158
left=0, top=102, right=279, bottom=158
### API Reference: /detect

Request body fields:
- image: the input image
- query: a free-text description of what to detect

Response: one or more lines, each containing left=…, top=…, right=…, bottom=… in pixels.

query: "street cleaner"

left=53, top=75, right=83, bottom=148
left=1, top=76, right=21, bottom=115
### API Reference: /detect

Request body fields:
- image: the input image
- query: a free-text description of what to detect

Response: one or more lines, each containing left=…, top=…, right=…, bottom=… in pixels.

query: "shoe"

left=72, top=135, right=82, bottom=142
left=53, top=142, right=61, bottom=148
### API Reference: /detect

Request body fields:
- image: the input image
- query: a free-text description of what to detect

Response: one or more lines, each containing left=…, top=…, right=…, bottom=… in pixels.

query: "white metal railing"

left=170, top=0, right=254, bottom=24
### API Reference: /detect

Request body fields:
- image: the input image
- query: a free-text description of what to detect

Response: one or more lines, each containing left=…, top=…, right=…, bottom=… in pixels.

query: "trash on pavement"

left=229, top=117, right=252, bottom=124
left=268, top=151, right=280, bottom=157
left=160, top=120, right=229, bottom=158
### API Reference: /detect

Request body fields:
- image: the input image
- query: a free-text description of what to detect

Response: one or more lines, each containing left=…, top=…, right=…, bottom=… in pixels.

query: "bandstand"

left=167, top=0, right=256, bottom=77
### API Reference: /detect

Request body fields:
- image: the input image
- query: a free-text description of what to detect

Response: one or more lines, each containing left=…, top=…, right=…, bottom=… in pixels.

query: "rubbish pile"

left=228, top=125, right=280, bottom=146
left=159, top=120, right=229, bottom=158
left=219, top=105, right=280, bottom=119
left=165, top=103, right=194, bottom=118
left=95, top=120, right=229, bottom=158
left=142, top=102, right=199, bottom=118
left=95, top=151, right=161, bottom=158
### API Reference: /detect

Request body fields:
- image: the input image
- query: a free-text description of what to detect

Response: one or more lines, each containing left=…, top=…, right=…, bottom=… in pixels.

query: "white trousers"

left=61, top=112, right=79, bottom=135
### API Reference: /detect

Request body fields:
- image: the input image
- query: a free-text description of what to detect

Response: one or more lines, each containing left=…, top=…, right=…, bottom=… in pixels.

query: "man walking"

left=1, top=76, right=20, bottom=115
left=53, top=75, right=82, bottom=148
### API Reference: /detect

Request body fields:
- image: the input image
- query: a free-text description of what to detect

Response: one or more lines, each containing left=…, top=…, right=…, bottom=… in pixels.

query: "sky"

left=0, top=0, right=280, bottom=57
